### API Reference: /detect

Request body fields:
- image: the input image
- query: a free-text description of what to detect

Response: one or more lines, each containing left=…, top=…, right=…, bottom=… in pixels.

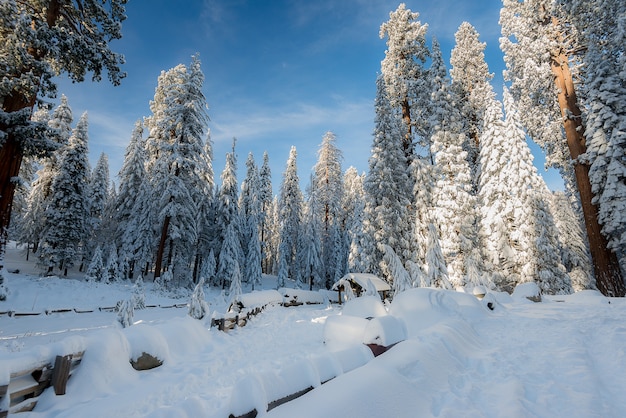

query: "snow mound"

left=323, top=315, right=370, bottom=351
left=389, top=288, right=487, bottom=337
left=233, top=289, right=283, bottom=310
left=279, top=288, right=326, bottom=305
left=563, top=289, right=610, bottom=305
left=341, top=296, right=387, bottom=318
left=512, top=281, right=541, bottom=302
left=123, top=323, right=170, bottom=365
left=362, top=315, right=407, bottom=347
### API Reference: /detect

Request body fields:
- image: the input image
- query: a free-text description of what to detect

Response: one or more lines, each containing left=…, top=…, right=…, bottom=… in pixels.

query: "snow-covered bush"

left=132, top=275, right=146, bottom=310
left=0, top=269, right=7, bottom=301
left=117, top=298, right=134, bottom=328
left=188, top=278, right=210, bottom=320
left=85, top=246, right=105, bottom=282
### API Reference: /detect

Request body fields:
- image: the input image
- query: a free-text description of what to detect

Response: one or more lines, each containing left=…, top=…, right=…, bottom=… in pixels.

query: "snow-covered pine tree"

left=217, top=222, right=240, bottom=290
left=105, top=244, right=119, bottom=284
left=239, top=152, right=261, bottom=284
left=550, top=191, right=593, bottom=291
left=364, top=75, right=414, bottom=282
left=128, top=177, right=156, bottom=279
left=429, top=37, right=482, bottom=288
left=503, top=88, right=570, bottom=294
left=449, top=22, right=493, bottom=184
left=20, top=96, right=73, bottom=255
left=245, top=223, right=263, bottom=291
left=116, top=120, right=147, bottom=277
left=132, top=274, right=146, bottom=310
left=228, top=260, right=243, bottom=310
left=86, top=153, right=110, bottom=259
left=277, top=241, right=289, bottom=289
left=194, top=133, right=216, bottom=279
left=0, top=271, right=6, bottom=300
left=258, top=151, right=274, bottom=274
left=312, top=132, right=344, bottom=288
left=189, top=277, right=210, bottom=320
left=379, top=3, right=431, bottom=159
left=380, top=244, right=412, bottom=297
left=38, top=112, right=91, bottom=276
left=201, top=248, right=217, bottom=287
left=85, top=245, right=105, bottom=282
left=500, top=0, right=624, bottom=296
left=216, top=142, right=242, bottom=266
left=278, top=146, right=303, bottom=283
left=425, top=223, right=451, bottom=289
left=146, top=55, right=210, bottom=284
left=343, top=167, right=368, bottom=273
left=266, top=197, right=280, bottom=276
left=117, top=299, right=134, bottom=328
left=0, top=1, right=126, bottom=282
left=299, top=179, right=323, bottom=290
left=563, top=0, right=626, bottom=279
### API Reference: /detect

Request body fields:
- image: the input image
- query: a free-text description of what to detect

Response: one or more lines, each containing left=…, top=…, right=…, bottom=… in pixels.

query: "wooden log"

left=51, top=355, right=72, bottom=395
left=267, top=386, right=314, bottom=411
left=228, top=409, right=258, bottom=418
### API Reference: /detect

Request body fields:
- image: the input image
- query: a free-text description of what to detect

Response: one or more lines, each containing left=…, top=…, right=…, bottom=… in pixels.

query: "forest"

left=0, top=0, right=625, bottom=302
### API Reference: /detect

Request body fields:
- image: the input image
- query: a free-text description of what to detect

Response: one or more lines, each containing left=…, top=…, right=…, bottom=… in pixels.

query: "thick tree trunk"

left=154, top=216, right=170, bottom=279
left=550, top=46, right=625, bottom=297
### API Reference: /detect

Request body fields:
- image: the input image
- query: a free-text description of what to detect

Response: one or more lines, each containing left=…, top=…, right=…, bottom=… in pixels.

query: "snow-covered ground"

left=2, top=245, right=626, bottom=418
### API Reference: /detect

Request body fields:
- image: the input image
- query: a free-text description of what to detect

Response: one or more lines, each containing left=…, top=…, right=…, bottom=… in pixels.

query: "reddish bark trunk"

left=550, top=43, right=625, bottom=297
left=154, top=216, right=170, bottom=280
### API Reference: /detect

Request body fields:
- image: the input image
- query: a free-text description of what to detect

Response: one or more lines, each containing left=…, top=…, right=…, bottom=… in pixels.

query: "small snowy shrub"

left=85, top=246, right=105, bottom=282
left=188, top=278, right=210, bottom=320
left=117, top=298, right=134, bottom=328
left=0, top=269, right=7, bottom=301
left=132, top=275, right=146, bottom=309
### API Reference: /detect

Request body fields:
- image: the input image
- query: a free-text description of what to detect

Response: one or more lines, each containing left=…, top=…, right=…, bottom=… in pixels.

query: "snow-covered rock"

left=512, top=281, right=541, bottom=302
left=362, top=315, right=407, bottom=347
left=341, top=295, right=387, bottom=318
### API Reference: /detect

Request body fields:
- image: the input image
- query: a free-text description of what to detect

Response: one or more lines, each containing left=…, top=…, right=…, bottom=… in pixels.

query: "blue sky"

left=55, top=0, right=562, bottom=192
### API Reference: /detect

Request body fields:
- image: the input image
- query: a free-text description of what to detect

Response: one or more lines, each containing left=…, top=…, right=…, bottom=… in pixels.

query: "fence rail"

left=1, top=295, right=326, bottom=415
left=0, top=352, right=83, bottom=417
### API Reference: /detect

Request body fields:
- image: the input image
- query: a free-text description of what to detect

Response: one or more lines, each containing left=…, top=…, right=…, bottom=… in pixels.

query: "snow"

left=2, top=248, right=626, bottom=417
left=340, top=295, right=387, bottom=318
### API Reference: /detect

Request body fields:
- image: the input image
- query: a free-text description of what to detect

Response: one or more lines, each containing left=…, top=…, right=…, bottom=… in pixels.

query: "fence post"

left=52, top=355, right=72, bottom=395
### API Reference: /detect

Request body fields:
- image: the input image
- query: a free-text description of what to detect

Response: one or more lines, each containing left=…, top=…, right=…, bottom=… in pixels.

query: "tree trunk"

left=401, top=97, right=413, bottom=162
left=550, top=42, right=625, bottom=297
left=154, top=216, right=170, bottom=279
left=0, top=125, right=26, bottom=273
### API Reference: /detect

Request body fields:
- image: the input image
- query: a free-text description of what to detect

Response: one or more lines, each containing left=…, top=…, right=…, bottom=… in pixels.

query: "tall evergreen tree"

left=300, top=178, right=323, bottom=290
left=379, top=3, right=431, bottom=159
left=365, top=76, right=414, bottom=283
left=312, top=131, right=344, bottom=287
left=449, top=22, right=493, bottom=183
left=343, top=167, right=368, bottom=273
left=20, top=96, right=73, bottom=254
left=258, top=151, right=274, bottom=274
left=146, top=56, right=210, bottom=284
left=116, top=120, right=148, bottom=277
left=500, top=0, right=624, bottom=296
left=39, top=112, right=91, bottom=276
left=429, top=38, right=482, bottom=288
left=278, top=146, right=303, bottom=282
left=562, top=0, right=626, bottom=279
left=216, top=141, right=241, bottom=263
left=550, top=191, right=594, bottom=291
left=239, top=152, right=261, bottom=283
left=86, top=152, right=110, bottom=257
left=0, top=1, right=126, bottom=286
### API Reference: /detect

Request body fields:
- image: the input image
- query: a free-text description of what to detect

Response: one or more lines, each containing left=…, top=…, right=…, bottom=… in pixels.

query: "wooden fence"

left=0, top=351, right=83, bottom=417
left=1, top=295, right=327, bottom=415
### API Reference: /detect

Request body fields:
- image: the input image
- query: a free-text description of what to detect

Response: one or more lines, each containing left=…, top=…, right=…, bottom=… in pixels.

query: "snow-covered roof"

left=332, top=273, right=391, bottom=292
